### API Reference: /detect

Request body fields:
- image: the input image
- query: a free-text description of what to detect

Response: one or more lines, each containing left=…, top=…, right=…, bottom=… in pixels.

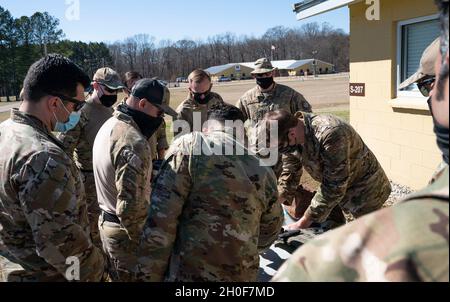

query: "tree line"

left=0, top=6, right=112, bottom=100
left=110, top=23, right=349, bottom=81
left=0, top=6, right=349, bottom=99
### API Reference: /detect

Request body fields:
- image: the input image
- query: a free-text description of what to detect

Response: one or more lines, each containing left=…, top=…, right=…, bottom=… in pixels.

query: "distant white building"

left=205, top=59, right=335, bottom=81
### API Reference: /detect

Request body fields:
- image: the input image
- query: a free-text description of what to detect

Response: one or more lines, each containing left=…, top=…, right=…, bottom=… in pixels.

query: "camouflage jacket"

left=298, top=112, right=391, bottom=223
left=93, top=108, right=152, bottom=244
left=237, top=84, right=313, bottom=204
left=149, top=87, right=170, bottom=160
left=273, top=166, right=449, bottom=282
left=149, top=121, right=169, bottom=161
left=0, top=110, right=106, bottom=282
left=137, top=129, right=283, bottom=282
left=236, top=83, right=312, bottom=124
left=57, top=96, right=113, bottom=172
left=175, top=92, right=224, bottom=136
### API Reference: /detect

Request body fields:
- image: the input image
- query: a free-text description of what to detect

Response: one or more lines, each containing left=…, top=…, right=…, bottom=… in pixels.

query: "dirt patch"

left=0, top=111, right=10, bottom=122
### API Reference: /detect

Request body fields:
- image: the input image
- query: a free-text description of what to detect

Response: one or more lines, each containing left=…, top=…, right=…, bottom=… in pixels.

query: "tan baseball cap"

left=399, top=38, right=440, bottom=89
left=251, top=58, right=276, bottom=75
left=93, top=67, right=125, bottom=90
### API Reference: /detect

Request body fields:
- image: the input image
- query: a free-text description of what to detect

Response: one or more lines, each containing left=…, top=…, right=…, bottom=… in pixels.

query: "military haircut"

left=188, top=69, right=211, bottom=84
left=23, top=53, right=90, bottom=103
left=436, top=0, right=449, bottom=101
left=265, top=110, right=299, bottom=141
left=207, top=103, right=245, bottom=123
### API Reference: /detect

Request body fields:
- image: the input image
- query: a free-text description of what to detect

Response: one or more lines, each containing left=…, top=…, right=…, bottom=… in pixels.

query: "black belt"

left=102, top=211, right=121, bottom=224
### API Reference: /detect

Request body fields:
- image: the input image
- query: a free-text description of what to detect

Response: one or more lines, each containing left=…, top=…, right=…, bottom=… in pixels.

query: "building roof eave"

left=293, top=0, right=360, bottom=20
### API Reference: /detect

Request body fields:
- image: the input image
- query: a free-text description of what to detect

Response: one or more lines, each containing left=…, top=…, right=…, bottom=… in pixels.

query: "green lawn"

left=317, top=110, right=350, bottom=122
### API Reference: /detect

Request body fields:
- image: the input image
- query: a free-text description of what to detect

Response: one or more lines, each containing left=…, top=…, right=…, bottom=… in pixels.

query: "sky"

left=0, top=0, right=349, bottom=44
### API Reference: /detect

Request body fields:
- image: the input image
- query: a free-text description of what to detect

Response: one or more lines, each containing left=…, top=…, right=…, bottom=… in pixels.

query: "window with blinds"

left=400, top=18, right=440, bottom=92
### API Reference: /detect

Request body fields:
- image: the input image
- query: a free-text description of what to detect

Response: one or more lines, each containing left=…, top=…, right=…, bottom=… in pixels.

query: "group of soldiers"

left=0, top=0, right=448, bottom=282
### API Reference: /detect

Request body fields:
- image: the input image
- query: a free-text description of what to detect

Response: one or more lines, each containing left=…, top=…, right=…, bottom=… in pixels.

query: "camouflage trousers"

left=98, top=215, right=138, bottom=282
left=0, top=255, right=63, bottom=282
left=0, top=255, right=25, bottom=282
left=82, top=172, right=102, bottom=249
left=340, top=171, right=392, bottom=222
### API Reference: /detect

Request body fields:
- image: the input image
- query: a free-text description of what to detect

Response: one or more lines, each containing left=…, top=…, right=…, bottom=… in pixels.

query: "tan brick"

left=374, top=112, right=398, bottom=128
left=365, top=138, right=401, bottom=159
left=374, top=154, right=391, bottom=172
left=410, top=164, right=435, bottom=189
left=421, top=151, right=443, bottom=170
left=391, top=159, right=412, bottom=175
left=422, top=116, right=435, bottom=134
left=391, top=129, right=413, bottom=146
left=389, top=172, right=412, bottom=188
left=400, top=146, right=423, bottom=164
left=399, top=113, right=425, bottom=132
left=358, top=124, right=391, bottom=141
left=413, top=133, right=441, bottom=152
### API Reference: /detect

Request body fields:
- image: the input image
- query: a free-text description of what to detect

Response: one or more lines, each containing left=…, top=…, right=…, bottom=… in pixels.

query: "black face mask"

left=117, top=104, right=163, bottom=140
left=192, top=91, right=213, bottom=105
left=257, top=77, right=274, bottom=90
left=100, top=94, right=118, bottom=108
left=428, top=98, right=449, bottom=164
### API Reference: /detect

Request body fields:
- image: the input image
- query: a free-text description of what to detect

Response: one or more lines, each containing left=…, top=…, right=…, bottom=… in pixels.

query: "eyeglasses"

left=417, top=77, right=435, bottom=97
left=50, top=93, right=85, bottom=112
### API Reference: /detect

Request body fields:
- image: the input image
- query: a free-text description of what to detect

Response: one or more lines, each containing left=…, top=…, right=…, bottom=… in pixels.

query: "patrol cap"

left=131, top=78, right=177, bottom=117
left=251, top=58, right=276, bottom=75
left=93, top=67, right=125, bottom=90
left=399, top=38, right=440, bottom=89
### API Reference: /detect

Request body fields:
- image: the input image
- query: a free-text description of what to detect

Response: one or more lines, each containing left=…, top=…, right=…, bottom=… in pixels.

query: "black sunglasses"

left=50, top=93, right=85, bottom=112
left=417, top=77, right=435, bottom=97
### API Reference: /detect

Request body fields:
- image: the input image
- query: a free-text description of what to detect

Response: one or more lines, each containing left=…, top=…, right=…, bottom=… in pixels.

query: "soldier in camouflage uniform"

left=272, top=0, right=449, bottom=282
left=272, top=168, right=449, bottom=282
left=237, top=58, right=313, bottom=206
left=265, top=110, right=391, bottom=230
left=400, top=38, right=448, bottom=185
left=0, top=54, right=107, bottom=281
left=136, top=103, right=283, bottom=282
left=93, top=78, right=176, bottom=281
left=149, top=85, right=171, bottom=161
left=57, top=67, right=125, bottom=248
left=123, top=71, right=170, bottom=161
left=175, top=69, right=225, bottom=137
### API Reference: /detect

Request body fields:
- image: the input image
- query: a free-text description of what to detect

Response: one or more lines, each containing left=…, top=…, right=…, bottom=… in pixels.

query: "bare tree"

left=108, top=22, right=350, bottom=81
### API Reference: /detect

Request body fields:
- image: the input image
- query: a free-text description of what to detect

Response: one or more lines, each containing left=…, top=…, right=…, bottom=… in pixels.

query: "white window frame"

left=396, top=14, right=439, bottom=99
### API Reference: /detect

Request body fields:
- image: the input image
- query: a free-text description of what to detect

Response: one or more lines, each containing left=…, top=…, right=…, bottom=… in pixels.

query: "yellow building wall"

left=291, top=61, right=334, bottom=75
left=349, top=0, right=440, bottom=190
left=210, top=65, right=254, bottom=81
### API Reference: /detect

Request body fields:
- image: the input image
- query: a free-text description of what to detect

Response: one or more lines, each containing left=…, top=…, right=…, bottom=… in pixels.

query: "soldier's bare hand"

left=285, top=216, right=313, bottom=230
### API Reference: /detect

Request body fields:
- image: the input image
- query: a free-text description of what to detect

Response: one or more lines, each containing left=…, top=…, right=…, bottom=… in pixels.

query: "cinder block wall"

left=349, top=0, right=441, bottom=190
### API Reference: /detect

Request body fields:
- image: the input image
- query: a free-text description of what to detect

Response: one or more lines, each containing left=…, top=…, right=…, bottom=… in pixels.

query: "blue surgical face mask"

left=53, top=100, right=81, bottom=132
